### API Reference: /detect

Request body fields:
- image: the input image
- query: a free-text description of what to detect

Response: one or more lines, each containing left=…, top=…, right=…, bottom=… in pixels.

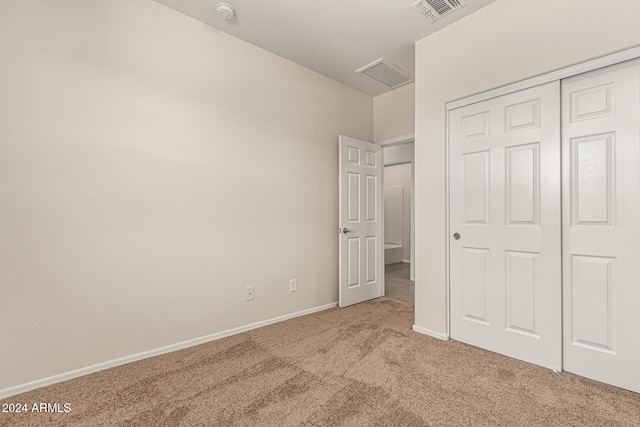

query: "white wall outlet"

left=245, top=286, right=254, bottom=301
left=289, top=279, right=297, bottom=292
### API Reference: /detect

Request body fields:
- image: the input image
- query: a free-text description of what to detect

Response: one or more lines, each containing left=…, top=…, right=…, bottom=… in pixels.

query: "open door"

left=339, top=135, right=383, bottom=307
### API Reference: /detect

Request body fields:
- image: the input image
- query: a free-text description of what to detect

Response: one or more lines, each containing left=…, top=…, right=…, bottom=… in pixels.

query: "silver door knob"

left=453, top=233, right=461, bottom=240
left=342, top=228, right=354, bottom=234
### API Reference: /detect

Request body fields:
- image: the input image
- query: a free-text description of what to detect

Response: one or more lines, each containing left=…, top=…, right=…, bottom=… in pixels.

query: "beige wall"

left=0, top=0, right=372, bottom=393
left=374, top=83, right=415, bottom=142
left=414, top=0, right=640, bottom=334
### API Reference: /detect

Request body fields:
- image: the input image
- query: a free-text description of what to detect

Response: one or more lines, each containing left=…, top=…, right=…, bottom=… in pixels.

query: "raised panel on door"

left=505, top=99, right=540, bottom=132
left=347, top=146, right=360, bottom=165
left=562, top=57, right=640, bottom=393
left=462, top=111, right=490, bottom=139
left=365, top=236, right=377, bottom=285
left=347, top=173, right=361, bottom=222
left=571, top=133, right=614, bottom=225
left=365, top=150, right=377, bottom=168
left=449, top=81, right=561, bottom=370
left=365, top=175, right=377, bottom=222
left=347, top=237, right=361, bottom=288
left=461, top=151, right=490, bottom=225
left=570, top=255, right=615, bottom=354
left=461, top=247, right=491, bottom=324
left=505, top=143, right=539, bottom=225
left=569, top=83, right=614, bottom=122
left=505, top=251, right=540, bottom=337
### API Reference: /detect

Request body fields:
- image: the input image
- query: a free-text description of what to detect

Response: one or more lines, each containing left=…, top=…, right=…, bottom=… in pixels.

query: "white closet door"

left=562, top=58, right=640, bottom=393
left=449, top=82, right=562, bottom=370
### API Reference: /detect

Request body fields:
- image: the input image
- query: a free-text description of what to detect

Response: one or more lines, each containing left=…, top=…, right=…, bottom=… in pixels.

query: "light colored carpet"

left=1, top=298, right=639, bottom=426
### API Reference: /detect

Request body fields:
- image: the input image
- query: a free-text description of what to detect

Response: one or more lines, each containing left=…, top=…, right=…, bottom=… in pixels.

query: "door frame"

left=445, top=45, right=640, bottom=339
left=383, top=161, right=413, bottom=275
left=378, top=135, right=415, bottom=281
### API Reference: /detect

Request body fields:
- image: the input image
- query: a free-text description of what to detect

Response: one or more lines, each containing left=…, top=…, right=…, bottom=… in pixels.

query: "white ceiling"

left=152, top=0, right=496, bottom=96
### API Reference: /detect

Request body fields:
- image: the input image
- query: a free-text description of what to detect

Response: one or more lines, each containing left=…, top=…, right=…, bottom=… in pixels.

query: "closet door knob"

left=453, top=233, right=461, bottom=240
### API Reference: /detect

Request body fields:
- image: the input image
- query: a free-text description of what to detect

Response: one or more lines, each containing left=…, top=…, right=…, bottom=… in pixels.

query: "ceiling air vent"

left=355, top=58, right=413, bottom=89
left=412, top=0, right=467, bottom=23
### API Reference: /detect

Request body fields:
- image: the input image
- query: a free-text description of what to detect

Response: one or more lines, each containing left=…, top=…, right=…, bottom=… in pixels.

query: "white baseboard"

left=0, top=302, right=338, bottom=400
left=402, top=259, right=411, bottom=264
left=412, top=324, right=450, bottom=341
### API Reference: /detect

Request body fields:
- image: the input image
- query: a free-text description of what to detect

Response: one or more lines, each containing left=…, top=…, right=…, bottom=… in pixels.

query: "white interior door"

left=562, top=58, right=640, bottom=393
left=339, top=135, right=383, bottom=307
left=449, top=82, right=562, bottom=370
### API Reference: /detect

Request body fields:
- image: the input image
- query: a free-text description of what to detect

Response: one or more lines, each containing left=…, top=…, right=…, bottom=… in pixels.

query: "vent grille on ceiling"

left=412, top=0, right=467, bottom=22
left=355, top=58, right=413, bottom=89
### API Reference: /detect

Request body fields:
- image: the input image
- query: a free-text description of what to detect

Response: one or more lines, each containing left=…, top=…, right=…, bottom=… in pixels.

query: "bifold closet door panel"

left=562, top=58, right=640, bottom=393
left=449, top=81, right=562, bottom=370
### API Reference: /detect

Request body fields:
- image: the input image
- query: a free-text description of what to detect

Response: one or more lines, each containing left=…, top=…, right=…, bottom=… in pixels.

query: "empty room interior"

left=2, top=0, right=640, bottom=425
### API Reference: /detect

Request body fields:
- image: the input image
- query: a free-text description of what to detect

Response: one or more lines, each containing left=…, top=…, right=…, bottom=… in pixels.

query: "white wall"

left=414, top=0, right=640, bottom=335
left=384, top=163, right=412, bottom=262
left=0, top=0, right=372, bottom=393
left=374, top=83, right=415, bottom=142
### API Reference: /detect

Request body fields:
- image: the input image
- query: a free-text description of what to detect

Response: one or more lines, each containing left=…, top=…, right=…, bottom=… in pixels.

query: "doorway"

left=382, top=141, right=415, bottom=305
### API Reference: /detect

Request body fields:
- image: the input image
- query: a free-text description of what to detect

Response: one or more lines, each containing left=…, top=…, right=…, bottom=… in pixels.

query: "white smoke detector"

left=216, top=2, right=235, bottom=21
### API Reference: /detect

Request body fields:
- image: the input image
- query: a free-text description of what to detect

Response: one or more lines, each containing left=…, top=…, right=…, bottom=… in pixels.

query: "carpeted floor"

left=1, top=298, right=639, bottom=426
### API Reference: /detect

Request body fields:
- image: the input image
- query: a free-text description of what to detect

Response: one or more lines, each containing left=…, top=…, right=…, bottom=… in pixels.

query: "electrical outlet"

left=289, top=279, right=297, bottom=292
left=245, top=286, right=254, bottom=301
